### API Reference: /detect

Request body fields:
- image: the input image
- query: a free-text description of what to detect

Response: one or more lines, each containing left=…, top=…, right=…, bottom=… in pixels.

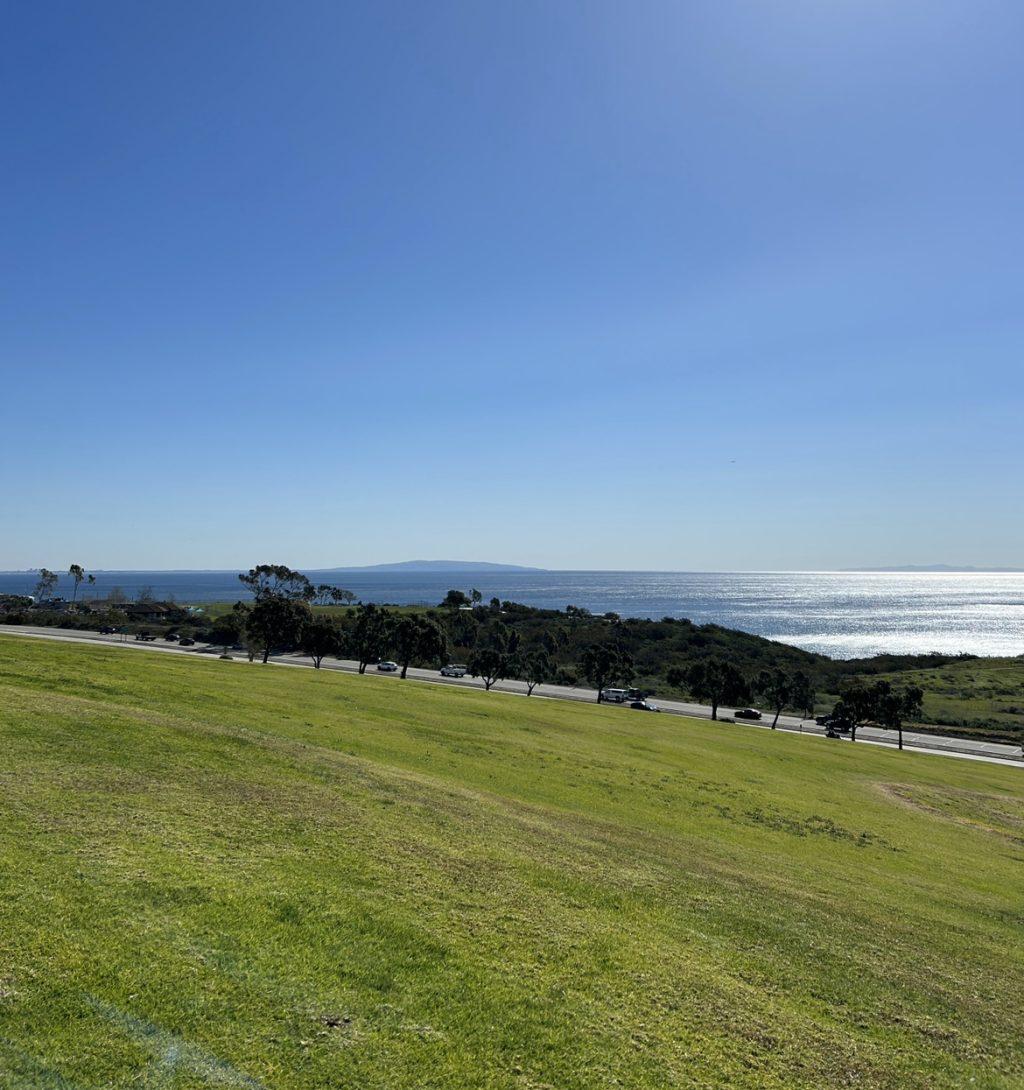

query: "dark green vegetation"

left=822, top=657, right=1024, bottom=745
left=1, top=635, right=1023, bottom=1088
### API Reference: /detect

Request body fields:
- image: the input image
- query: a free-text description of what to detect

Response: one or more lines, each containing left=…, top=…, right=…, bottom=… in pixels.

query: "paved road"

left=2, top=623, right=1021, bottom=768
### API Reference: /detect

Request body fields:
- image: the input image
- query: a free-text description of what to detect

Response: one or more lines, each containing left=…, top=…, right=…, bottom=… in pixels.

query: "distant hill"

left=844, top=565, right=1024, bottom=573
left=316, top=560, right=546, bottom=574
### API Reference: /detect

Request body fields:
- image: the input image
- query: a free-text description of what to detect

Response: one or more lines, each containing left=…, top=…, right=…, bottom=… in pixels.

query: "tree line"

left=215, top=566, right=924, bottom=748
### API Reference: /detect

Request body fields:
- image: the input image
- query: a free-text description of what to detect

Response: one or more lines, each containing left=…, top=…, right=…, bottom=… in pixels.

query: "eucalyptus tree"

left=668, top=658, right=748, bottom=721
left=579, top=644, right=634, bottom=702
left=755, top=668, right=792, bottom=729
left=350, top=603, right=394, bottom=673
left=238, top=564, right=314, bottom=603
left=34, top=569, right=58, bottom=602
left=519, top=649, right=554, bottom=696
left=392, top=615, right=448, bottom=679
left=299, top=614, right=345, bottom=669
left=68, top=564, right=87, bottom=603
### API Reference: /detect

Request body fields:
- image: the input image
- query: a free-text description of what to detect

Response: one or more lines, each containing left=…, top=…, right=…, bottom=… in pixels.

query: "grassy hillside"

left=1, top=635, right=1023, bottom=1089
left=14, top=596, right=1022, bottom=744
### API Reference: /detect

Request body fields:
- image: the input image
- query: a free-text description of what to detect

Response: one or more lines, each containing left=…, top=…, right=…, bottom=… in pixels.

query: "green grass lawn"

left=1, top=635, right=1023, bottom=1089
left=829, top=658, right=1024, bottom=745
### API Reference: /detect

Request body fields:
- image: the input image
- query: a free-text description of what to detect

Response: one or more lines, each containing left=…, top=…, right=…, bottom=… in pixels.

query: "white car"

left=376, top=661, right=398, bottom=672
left=440, top=664, right=467, bottom=677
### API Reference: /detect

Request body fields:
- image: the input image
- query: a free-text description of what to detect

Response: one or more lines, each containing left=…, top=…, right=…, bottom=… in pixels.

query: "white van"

left=600, top=688, right=629, bottom=703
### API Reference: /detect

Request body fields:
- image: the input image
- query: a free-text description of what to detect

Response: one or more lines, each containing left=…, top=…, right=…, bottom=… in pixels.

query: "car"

left=817, top=713, right=852, bottom=733
left=164, top=632, right=180, bottom=642
left=734, top=708, right=762, bottom=720
left=440, top=664, right=467, bottom=677
left=600, top=688, right=630, bottom=703
left=376, top=660, right=398, bottom=672
left=99, top=625, right=116, bottom=635
left=178, top=637, right=196, bottom=647
left=630, top=700, right=660, bottom=712
left=825, top=727, right=843, bottom=738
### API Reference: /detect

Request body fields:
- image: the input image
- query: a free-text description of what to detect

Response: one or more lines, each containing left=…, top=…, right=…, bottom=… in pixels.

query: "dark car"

left=99, top=625, right=116, bottom=635
left=734, top=708, right=762, bottom=720
left=817, top=713, right=852, bottom=734
left=825, top=727, right=843, bottom=739
left=630, top=700, right=660, bottom=712
left=178, top=637, right=196, bottom=647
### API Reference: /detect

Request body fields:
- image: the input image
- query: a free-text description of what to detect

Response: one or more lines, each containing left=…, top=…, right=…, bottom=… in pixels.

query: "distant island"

left=315, top=560, right=546, bottom=574
left=844, top=564, right=1024, bottom=573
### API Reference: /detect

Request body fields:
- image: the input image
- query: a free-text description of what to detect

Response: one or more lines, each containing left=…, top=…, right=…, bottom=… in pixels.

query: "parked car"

left=734, top=708, right=762, bottom=720
left=178, top=637, right=196, bottom=647
left=600, top=688, right=630, bottom=703
left=134, top=632, right=157, bottom=642
left=630, top=700, right=660, bottom=712
left=377, top=660, right=398, bottom=672
left=825, top=727, right=842, bottom=739
left=164, top=632, right=180, bottom=642
left=99, top=625, right=116, bottom=634
left=815, top=714, right=831, bottom=726
left=440, top=664, right=467, bottom=677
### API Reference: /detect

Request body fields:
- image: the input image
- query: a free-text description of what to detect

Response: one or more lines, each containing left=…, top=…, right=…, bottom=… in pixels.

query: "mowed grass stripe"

left=0, top=635, right=1022, bottom=1089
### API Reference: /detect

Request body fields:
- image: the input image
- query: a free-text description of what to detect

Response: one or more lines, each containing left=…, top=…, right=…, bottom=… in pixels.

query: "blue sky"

left=2, top=1, right=1022, bottom=571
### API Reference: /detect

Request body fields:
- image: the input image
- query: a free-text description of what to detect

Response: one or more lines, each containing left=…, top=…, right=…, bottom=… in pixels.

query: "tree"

left=238, top=564, right=314, bottom=603
left=670, top=658, right=747, bottom=720
left=299, top=614, right=344, bottom=669
left=209, top=610, right=247, bottom=654
left=755, top=668, right=792, bottom=729
left=518, top=649, right=553, bottom=696
left=468, top=647, right=507, bottom=691
left=875, top=681, right=924, bottom=752
left=832, top=683, right=877, bottom=743
left=349, top=604, right=394, bottom=673
left=392, top=616, right=448, bottom=679
left=313, top=583, right=356, bottom=606
left=68, top=564, right=86, bottom=604
left=470, top=588, right=483, bottom=606
left=440, top=589, right=470, bottom=610
left=565, top=604, right=592, bottom=630
left=791, top=670, right=815, bottom=719
left=579, top=644, right=634, bottom=702
left=136, top=585, right=155, bottom=603
left=245, top=598, right=310, bottom=664
left=107, top=586, right=127, bottom=605
left=34, top=569, right=58, bottom=602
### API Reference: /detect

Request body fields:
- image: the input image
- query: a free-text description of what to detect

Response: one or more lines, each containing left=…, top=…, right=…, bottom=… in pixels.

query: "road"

left=2, top=623, right=1021, bottom=768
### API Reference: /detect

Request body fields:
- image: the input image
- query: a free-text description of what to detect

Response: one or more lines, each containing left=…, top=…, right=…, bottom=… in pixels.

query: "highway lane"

left=2, top=623, right=1021, bottom=767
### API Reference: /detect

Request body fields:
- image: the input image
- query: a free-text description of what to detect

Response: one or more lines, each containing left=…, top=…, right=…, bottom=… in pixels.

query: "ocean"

left=3, top=569, right=1023, bottom=660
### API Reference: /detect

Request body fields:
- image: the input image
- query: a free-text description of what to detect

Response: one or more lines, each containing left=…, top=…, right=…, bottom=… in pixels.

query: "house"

left=85, top=600, right=185, bottom=623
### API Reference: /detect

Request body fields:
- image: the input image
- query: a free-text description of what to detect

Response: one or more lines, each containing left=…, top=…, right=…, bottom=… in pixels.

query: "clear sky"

left=2, top=1, right=1022, bottom=571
